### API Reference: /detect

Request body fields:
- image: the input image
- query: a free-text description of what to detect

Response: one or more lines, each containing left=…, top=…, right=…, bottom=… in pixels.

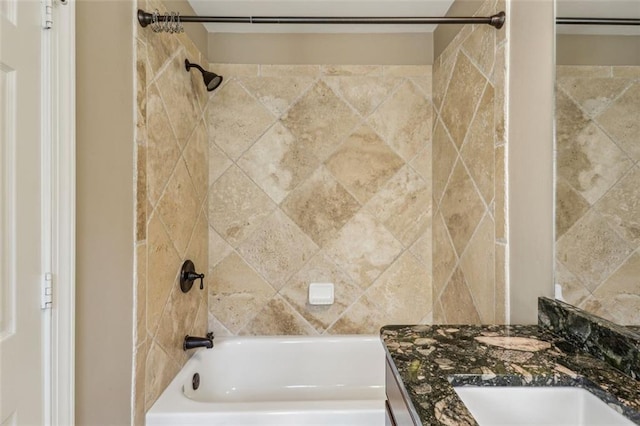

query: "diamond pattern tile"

left=281, top=166, right=360, bottom=247
left=325, top=125, right=404, bottom=204
left=281, top=80, right=361, bottom=161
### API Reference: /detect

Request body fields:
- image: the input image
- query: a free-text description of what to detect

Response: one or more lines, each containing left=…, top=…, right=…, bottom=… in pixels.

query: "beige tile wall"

left=134, top=0, right=210, bottom=423
left=432, top=0, right=508, bottom=324
left=555, top=65, right=640, bottom=325
left=207, top=64, right=433, bottom=335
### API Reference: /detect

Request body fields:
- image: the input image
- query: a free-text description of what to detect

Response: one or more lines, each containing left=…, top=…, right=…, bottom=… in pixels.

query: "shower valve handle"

left=185, top=272, right=205, bottom=290
left=179, top=260, right=205, bottom=292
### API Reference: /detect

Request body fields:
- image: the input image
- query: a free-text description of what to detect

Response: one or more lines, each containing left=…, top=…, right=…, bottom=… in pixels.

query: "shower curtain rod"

left=137, top=9, right=506, bottom=31
left=556, top=17, right=640, bottom=25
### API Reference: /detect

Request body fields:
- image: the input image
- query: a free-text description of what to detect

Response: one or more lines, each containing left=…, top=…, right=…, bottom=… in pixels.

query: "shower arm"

left=137, top=9, right=506, bottom=30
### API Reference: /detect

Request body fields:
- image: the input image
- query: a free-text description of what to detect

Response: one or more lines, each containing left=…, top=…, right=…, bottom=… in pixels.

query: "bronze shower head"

left=185, top=59, right=223, bottom=92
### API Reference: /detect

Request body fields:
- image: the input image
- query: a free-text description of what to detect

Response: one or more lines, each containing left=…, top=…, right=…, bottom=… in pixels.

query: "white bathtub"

left=146, top=335, right=387, bottom=426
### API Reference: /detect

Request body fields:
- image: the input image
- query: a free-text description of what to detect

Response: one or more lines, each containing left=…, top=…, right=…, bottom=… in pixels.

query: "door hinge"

left=42, top=272, right=53, bottom=310
left=42, top=0, right=53, bottom=29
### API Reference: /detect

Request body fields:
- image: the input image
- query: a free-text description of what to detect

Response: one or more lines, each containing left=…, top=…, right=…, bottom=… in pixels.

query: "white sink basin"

left=454, top=386, right=634, bottom=425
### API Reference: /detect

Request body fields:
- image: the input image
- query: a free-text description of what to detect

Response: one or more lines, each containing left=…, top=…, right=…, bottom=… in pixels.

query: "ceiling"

left=186, top=0, right=456, bottom=33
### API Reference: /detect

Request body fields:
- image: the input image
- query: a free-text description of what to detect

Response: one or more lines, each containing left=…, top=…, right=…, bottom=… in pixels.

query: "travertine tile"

left=409, top=76, right=433, bottom=99
left=439, top=52, right=488, bottom=149
left=281, top=166, right=360, bottom=247
left=459, top=213, right=495, bottom=323
left=439, top=160, right=486, bottom=257
left=208, top=314, right=232, bottom=338
left=260, top=65, right=320, bottom=77
left=240, top=296, right=317, bottom=335
left=136, top=243, right=147, bottom=343
left=208, top=165, right=276, bottom=247
left=410, top=224, right=432, bottom=274
left=557, top=210, right=634, bottom=291
left=324, top=210, right=403, bottom=288
left=144, top=340, right=181, bottom=411
left=156, top=50, right=203, bottom=147
left=433, top=300, right=446, bottom=324
left=156, top=158, right=200, bottom=257
left=494, top=144, right=507, bottom=241
left=321, top=65, right=383, bottom=76
left=185, top=207, right=209, bottom=299
left=365, top=252, right=431, bottom=324
left=208, top=226, right=232, bottom=270
left=238, top=122, right=320, bottom=203
left=596, top=82, right=640, bottom=161
left=146, top=84, right=181, bottom=206
left=208, top=142, right=232, bottom=185
left=555, top=178, right=590, bottom=240
left=136, top=38, right=148, bottom=147
left=383, top=65, right=431, bottom=77
left=556, top=66, right=611, bottom=79
left=461, top=21, right=496, bottom=78
left=410, top=144, right=432, bottom=183
left=593, top=251, right=640, bottom=325
left=145, top=32, right=180, bottom=78
left=324, top=76, right=402, bottom=117
left=493, top=45, right=506, bottom=143
left=146, top=212, right=181, bottom=337
left=495, top=242, right=506, bottom=324
left=556, top=87, right=633, bottom=203
left=239, top=77, right=315, bottom=117
left=280, top=252, right=362, bottom=333
left=208, top=80, right=275, bottom=160
left=612, top=66, right=640, bottom=79
left=432, top=49, right=456, bottom=113
left=183, top=118, right=208, bottom=203
left=281, top=80, right=361, bottom=161
left=326, top=125, right=404, bottom=204
left=558, top=77, right=630, bottom=118
left=209, top=252, right=276, bottom=333
left=432, top=211, right=457, bottom=301
left=154, top=279, right=201, bottom=365
left=190, top=297, right=209, bottom=339
left=460, top=83, right=495, bottom=206
left=432, top=117, right=458, bottom=209
left=133, top=339, right=148, bottom=426
left=238, top=210, right=319, bottom=288
left=326, top=296, right=389, bottom=335
left=555, top=260, right=590, bottom=308
left=439, top=267, right=481, bottom=324
left=368, top=80, right=431, bottom=161
left=594, top=166, right=640, bottom=247
left=210, top=63, right=259, bottom=78
left=366, top=166, right=431, bottom=247
left=136, top=143, right=147, bottom=242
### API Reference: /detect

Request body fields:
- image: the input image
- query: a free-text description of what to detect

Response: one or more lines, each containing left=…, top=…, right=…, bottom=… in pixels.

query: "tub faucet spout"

left=183, top=332, right=214, bottom=351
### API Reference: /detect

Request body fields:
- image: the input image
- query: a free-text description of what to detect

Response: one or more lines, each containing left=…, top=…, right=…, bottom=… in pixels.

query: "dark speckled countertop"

left=381, top=324, right=640, bottom=425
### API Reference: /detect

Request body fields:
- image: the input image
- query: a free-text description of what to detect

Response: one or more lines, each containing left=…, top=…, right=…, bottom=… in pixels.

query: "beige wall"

left=431, top=0, right=508, bottom=324
left=208, top=33, right=433, bottom=65
left=133, top=0, right=210, bottom=423
left=555, top=65, right=640, bottom=325
left=76, top=0, right=135, bottom=424
left=207, top=64, right=433, bottom=335
left=557, top=35, right=640, bottom=66
left=507, top=0, right=555, bottom=323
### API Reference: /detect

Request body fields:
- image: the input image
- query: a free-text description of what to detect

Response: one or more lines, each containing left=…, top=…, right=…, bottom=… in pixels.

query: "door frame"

left=44, top=0, right=76, bottom=423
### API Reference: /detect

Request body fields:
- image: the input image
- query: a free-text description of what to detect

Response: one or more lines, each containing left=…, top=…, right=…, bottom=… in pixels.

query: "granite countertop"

left=381, top=324, right=640, bottom=426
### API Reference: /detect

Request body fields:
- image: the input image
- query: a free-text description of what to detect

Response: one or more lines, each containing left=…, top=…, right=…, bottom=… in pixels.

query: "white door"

left=1, top=0, right=46, bottom=424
